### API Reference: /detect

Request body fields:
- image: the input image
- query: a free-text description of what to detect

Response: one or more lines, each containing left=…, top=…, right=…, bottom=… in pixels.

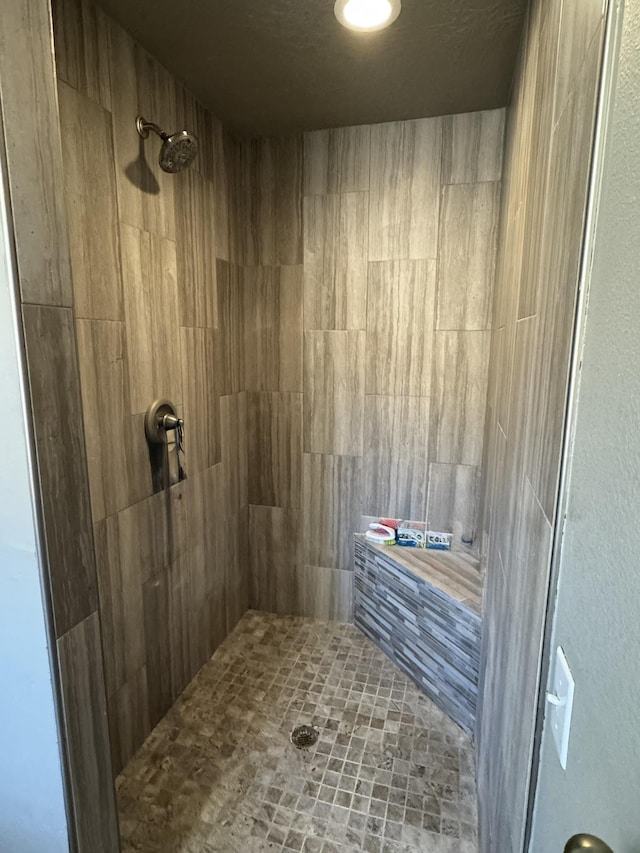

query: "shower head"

left=135, top=116, right=198, bottom=173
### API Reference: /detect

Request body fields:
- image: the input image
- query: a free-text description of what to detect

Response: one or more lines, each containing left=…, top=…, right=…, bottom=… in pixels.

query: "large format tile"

left=120, top=223, right=181, bottom=414
left=94, top=514, right=146, bottom=699
left=244, top=265, right=303, bottom=392
left=441, top=110, right=505, bottom=185
left=247, top=392, right=302, bottom=509
left=427, top=463, right=480, bottom=548
left=366, top=259, right=437, bottom=396
left=52, top=0, right=112, bottom=110
left=108, top=22, right=176, bottom=239
left=23, top=305, right=97, bottom=637
left=303, top=125, right=371, bottom=194
left=431, top=331, right=490, bottom=467
left=180, top=326, right=221, bottom=474
left=299, top=565, right=354, bottom=622
left=117, top=482, right=189, bottom=585
left=249, top=505, right=301, bottom=615
left=363, top=395, right=429, bottom=520
left=107, top=665, right=150, bottom=776
left=0, top=0, right=73, bottom=306
left=303, top=453, right=362, bottom=572
left=174, top=167, right=217, bottom=328
left=303, top=331, right=365, bottom=456
left=143, top=556, right=191, bottom=727
left=526, top=38, right=602, bottom=520
left=437, top=182, right=500, bottom=331
left=369, top=117, right=442, bottom=261
left=57, top=612, right=119, bottom=853
left=58, top=80, right=123, bottom=321
left=303, top=192, right=368, bottom=330
left=221, top=393, right=248, bottom=512
left=217, top=260, right=244, bottom=395
left=240, top=135, right=303, bottom=266
left=76, top=319, right=138, bottom=521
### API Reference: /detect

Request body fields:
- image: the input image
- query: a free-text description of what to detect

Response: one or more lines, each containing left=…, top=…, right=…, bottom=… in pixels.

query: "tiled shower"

left=0, top=0, right=607, bottom=849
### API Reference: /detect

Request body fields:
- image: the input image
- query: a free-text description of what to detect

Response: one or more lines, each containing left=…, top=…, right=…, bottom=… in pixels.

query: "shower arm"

left=136, top=116, right=168, bottom=141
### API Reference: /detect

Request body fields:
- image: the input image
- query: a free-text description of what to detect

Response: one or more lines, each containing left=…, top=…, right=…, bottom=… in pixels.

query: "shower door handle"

left=564, top=834, right=614, bottom=852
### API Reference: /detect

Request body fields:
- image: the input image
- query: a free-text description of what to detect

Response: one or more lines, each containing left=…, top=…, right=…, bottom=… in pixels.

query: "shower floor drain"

left=290, top=724, right=319, bottom=749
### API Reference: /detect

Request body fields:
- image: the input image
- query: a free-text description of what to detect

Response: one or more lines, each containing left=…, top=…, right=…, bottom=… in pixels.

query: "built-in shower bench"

left=354, top=535, right=482, bottom=734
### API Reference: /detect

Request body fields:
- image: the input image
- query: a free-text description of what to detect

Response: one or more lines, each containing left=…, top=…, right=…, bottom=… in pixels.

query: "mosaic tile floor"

left=117, top=611, right=478, bottom=853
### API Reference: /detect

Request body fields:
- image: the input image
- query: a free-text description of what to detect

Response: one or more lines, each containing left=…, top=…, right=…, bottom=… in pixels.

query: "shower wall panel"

left=243, top=112, right=505, bottom=620
left=476, top=0, right=606, bottom=849
left=52, top=0, right=248, bottom=777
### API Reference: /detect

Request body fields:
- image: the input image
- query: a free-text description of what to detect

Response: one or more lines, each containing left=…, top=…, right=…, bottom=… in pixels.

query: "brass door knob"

left=564, top=834, right=614, bottom=853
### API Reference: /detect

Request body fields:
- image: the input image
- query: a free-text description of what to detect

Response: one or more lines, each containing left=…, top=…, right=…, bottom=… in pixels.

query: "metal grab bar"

left=564, top=834, right=614, bottom=853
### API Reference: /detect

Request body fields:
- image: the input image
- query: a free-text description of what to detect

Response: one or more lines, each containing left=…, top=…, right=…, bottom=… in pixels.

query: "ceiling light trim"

left=334, top=0, right=402, bottom=32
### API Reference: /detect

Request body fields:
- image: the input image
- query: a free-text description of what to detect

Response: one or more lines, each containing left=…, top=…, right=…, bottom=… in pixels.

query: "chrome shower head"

left=135, top=116, right=198, bottom=173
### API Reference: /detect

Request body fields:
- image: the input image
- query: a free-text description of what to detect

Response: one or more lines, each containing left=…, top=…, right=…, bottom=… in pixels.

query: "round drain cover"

left=290, top=724, right=319, bottom=749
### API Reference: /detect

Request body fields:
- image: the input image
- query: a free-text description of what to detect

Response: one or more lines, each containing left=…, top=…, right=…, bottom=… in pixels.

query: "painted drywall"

left=0, top=139, right=69, bottom=852
left=530, top=1, right=640, bottom=850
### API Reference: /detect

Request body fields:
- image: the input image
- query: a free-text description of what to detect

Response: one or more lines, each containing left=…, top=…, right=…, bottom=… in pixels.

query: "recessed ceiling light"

left=334, top=0, right=402, bottom=32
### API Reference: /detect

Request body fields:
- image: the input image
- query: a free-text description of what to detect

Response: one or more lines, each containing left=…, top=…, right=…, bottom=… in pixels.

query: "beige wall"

left=52, top=0, right=248, bottom=780
left=242, top=112, right=504, bottom=620
left=476, top=0, right=606, bottom=849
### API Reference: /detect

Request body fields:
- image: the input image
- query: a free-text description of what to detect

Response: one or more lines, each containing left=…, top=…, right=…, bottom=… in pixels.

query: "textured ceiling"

left=96, top=0, right=526, bottom=137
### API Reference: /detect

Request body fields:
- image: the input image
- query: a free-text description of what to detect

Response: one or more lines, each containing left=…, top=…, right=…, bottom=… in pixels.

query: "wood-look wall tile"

left=299, top=565, right=353, bottom=622
left=249, top=505, right=301, bottom=614
left=108, top=23, right=176, bottom=239
left=526, top=44, right=601, bottom=520
left=221, top=393, right=248, bottom=513
left=174, top=168, right=217, bottom=328
left=57, top=612, right=119, bottom=852
left=518, top=0, right=561, bottom=321
left=247, top=392, right=302, bottom=509
left=554, top=0, right=606, bottom=119
left=58, top=82, right=123, bottom=320
left=0, top=0, right=73, bottom=306
left=58, top=81, right=123, bottom=321
left=175, top=85, right=212, bottom=182
left=23, top=305, right=97, bottom=637
left=94, top=514, right=145, bottom=700
left=437, top=182, right=500, bottom=331
left=241, top=135, right=303, bottom=266
left=303, top=454, right=362, bottom=572
left=184, top=464, right=225, bottom=602
left=303, top=331, right=365, bottom=456
left=212, top=119, right=231, bottom=261
left=180, top=326, right=221, bottom=473
left=303, top=192, right=368, bottom=330
left=431, top=331, right=490, bottom=466
left=107, top=666, right=150, bottom=776
left=52, top=0, right=112, bottom=110
left=441, top=110, right=505, bottom=185
left=427, top=463, right=480, bottom=547
left=303, top=125, right=371, bottom=194
left=217, top=260, right=244, bottom=395
left=120, top=223, right=181, bottom=414
left=76, top=320, right=134, bottom=521
left=363, top=395, right=429, bottom=520
left=244, top=265, right=303, bottom=392
left=368, top=117, right=442, bottom=261
left=143, top=556, right=191, bottom=727
left=365, top=259, right=436, bottom=396
left=225, top=506, right=250, bottom=634
left=118, top=482, right=189, bottom=585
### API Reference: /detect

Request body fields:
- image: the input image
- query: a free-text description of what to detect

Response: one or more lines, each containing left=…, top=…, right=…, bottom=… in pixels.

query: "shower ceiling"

left=96, top=0, right=526, bottom=136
